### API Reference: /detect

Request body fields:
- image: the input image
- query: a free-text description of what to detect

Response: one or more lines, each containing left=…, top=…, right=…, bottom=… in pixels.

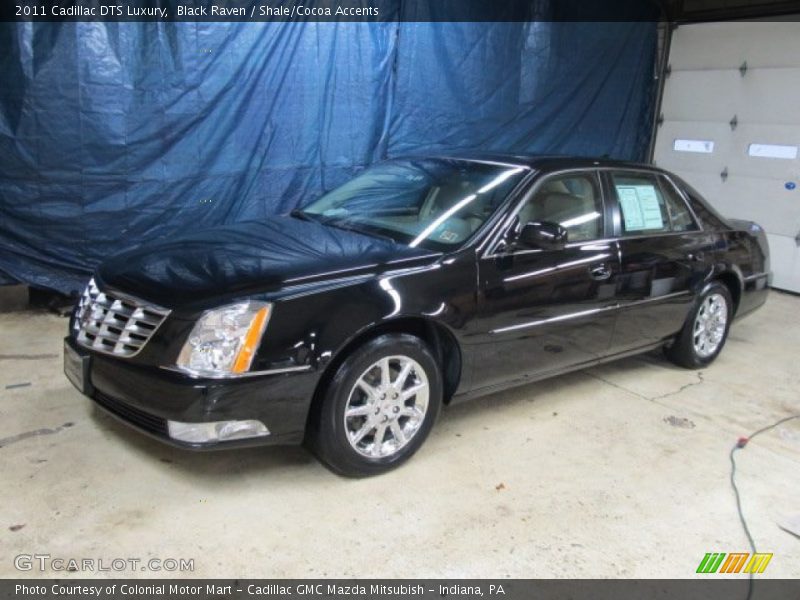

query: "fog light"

left=167, top=419, right=270, bottom=443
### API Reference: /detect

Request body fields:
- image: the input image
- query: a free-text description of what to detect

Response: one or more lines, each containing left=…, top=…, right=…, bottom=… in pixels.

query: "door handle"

left=589, top=263, right=612, bottom=281
left=686, top=251, right=705, bottom=262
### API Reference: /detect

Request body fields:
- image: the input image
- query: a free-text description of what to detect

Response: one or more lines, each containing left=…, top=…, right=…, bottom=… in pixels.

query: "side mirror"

left=517, top=221, right=568, bottom=250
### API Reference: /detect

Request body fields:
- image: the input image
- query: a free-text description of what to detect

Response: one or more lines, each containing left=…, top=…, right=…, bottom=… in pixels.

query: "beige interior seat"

left=541, top=180, right=571, bottom=195
left=518, top=178, right=600, bottom=242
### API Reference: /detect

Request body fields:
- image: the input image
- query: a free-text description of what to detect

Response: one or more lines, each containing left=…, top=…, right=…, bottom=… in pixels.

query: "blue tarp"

left=0, top=19, right=657, bottom=293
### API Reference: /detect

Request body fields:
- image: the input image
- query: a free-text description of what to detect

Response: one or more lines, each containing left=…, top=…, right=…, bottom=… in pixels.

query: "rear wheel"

left=306, top=334, right=442, bottom=477
left=665, top=281, right=733, bottom=369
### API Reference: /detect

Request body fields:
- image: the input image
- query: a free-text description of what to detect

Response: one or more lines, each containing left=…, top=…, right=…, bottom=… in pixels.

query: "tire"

left=665, top=281, right=733, bottom=369
left=306, top=333, right=442, bottom=477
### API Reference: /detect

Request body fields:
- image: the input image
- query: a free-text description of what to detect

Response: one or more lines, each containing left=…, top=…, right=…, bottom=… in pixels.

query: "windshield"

left=299, top=159, right=527, bottom=251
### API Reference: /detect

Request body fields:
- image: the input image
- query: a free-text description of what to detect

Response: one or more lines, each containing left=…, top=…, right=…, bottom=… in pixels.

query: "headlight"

left=176, top=301, right=271, bottom=377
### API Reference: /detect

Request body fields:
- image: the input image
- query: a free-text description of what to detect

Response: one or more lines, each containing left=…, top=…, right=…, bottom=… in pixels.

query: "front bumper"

left=64, top=337, right=317, bottom=449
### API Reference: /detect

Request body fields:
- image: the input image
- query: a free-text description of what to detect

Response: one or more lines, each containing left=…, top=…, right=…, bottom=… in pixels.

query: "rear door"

left=470, top=169, right=619, bottom=391
left=605, top=169, right=714, bottom=353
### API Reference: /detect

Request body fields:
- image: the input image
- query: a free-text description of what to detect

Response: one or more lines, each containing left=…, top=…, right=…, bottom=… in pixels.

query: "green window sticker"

left=617, top=185, right=664, bottom=231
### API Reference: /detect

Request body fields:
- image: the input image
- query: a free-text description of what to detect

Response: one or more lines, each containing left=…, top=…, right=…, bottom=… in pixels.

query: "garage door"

left=653, top=21, right=800, bottom=292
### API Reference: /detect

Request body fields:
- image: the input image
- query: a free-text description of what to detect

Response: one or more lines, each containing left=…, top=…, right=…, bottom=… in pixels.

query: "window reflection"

left=301, top=160, right=527, bottom=251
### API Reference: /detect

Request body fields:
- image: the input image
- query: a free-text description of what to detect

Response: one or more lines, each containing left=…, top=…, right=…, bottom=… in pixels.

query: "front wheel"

left=306, top=334, right=442, bottom=477
left=665, top=282, right=733, bottom=369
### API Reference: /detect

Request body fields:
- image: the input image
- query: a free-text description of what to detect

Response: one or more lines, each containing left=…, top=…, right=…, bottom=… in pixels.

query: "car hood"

left=97, top=216, right=436, bottom=309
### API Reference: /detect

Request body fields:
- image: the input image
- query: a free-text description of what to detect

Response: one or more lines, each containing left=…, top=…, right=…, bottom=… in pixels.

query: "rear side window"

left=611, top=172, right=698, bottom=235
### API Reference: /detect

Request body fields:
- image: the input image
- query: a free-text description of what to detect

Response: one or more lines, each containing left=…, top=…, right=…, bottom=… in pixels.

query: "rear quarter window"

left=659, top=175, right=699, bottom=232
left=667, top=175, right=730, bottom=230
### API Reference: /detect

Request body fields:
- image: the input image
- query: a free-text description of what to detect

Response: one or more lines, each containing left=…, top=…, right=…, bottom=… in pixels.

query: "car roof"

left=412, top=152, right=660, bottom=173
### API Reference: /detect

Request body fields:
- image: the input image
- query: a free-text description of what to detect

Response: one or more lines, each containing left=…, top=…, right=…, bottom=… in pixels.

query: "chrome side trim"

left=490, top=305, right=619, bottom=335
left=626, top=290, right=691, bottom=306
left=743, top=271, right=770, bottom=282
left=161, top=364, right=313, bottom=380
left=488, top=290, right=691, bottom=335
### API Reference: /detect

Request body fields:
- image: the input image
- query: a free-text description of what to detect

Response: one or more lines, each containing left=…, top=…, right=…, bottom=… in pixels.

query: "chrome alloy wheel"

left=343, top=355, right=430, bottom=458
left=693, top=293, right=728, bottom=358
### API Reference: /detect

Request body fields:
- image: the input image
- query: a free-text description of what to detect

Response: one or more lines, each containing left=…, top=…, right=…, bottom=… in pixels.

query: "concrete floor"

left=1, top=292, right=798, bottom=579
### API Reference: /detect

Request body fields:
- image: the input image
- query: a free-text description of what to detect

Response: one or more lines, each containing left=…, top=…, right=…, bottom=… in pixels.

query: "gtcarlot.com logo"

left=14, top=554, right=194, bottom=573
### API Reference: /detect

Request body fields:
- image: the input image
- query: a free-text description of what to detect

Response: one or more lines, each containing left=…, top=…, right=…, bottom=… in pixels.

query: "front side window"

left=611, top=172, right=698, bottom=235
left=299, top=159, right=527, bottom=251
left=516, top=172, right=604, bottom=243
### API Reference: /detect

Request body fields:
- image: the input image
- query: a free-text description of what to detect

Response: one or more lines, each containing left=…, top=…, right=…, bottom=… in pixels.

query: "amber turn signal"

left=232, top=306, right=271, bottom=373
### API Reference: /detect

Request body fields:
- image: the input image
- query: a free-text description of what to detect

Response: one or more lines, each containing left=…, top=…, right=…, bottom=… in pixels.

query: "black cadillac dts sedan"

left=64, top=155, right=770, bottom=476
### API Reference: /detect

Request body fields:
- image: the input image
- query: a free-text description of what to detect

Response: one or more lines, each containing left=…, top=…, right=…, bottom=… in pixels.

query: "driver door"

left=471, top=170, right=620, bottom=392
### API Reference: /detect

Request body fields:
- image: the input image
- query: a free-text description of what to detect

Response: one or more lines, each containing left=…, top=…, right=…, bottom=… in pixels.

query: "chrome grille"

left=73, top=278, right=170, bottom=357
